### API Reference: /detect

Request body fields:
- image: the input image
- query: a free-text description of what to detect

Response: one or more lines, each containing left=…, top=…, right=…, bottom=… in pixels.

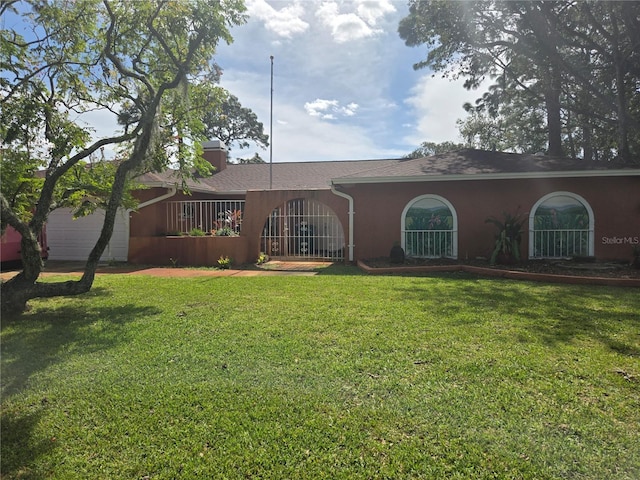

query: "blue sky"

left=4, top=0, right=486, bottom=163
left=214, top=0, right=484, bottom=162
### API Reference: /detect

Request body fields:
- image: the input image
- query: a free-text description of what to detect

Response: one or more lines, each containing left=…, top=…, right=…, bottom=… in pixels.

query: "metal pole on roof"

left=269, top=55, right=274, bottom=190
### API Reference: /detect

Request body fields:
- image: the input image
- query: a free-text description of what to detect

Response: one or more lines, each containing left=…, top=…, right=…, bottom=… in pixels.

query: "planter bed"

left=358, top=258, right=640, bottom=287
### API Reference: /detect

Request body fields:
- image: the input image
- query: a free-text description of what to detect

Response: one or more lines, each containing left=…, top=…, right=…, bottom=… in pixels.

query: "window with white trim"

left=529, top=192, right=594, bottom=258
left=402, top=195, right=458, bottom=258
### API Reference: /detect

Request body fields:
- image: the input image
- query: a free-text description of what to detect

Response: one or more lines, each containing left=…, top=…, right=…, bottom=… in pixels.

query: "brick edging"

left=356, top=261, right=640, bottom=287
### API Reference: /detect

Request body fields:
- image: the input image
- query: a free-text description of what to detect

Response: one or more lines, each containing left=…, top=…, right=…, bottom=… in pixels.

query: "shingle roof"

left=137, top=158, right=400, bottom=193
left=333, top=150, right=639, bottom=183
left=136, top=150, right=639, bottom=193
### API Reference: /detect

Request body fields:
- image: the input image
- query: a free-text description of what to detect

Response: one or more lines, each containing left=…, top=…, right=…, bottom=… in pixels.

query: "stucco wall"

left=128, top=188, right=350, bottom=266
left=127, top=176, right=639, bottom=265
left=129, top=236, right=248, bottom=266
left=242, top=189, right=350, bottom=260
left=344, top=175, right=639, bottom=262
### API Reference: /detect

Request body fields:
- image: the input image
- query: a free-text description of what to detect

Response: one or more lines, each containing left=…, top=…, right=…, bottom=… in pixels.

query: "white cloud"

left=304, top=98, right=359, bottom=120
left=214, top=69, right=396, bottom=161
left=403, top=74, right=487, bottom=145
left=315, top=1, right=380, bottom=43
left=247, top=0, right=309, bottom=38
left=356, top=0, right=396, bottom=26
left=274, top=102, right=377, bottom=161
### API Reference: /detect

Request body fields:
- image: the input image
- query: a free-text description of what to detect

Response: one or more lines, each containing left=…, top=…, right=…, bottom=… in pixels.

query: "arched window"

left=401, top=195, right=458, bottom=258
left=529, top=192, right=594, bottom=258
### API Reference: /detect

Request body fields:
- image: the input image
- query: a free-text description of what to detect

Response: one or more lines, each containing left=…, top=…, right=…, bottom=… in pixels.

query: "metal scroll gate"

left=260, top=198, right=345, bottom=261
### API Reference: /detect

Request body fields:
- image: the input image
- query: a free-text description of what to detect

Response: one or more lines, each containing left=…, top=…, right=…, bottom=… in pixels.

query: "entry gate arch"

left=260, top=198, right=345, bottom=261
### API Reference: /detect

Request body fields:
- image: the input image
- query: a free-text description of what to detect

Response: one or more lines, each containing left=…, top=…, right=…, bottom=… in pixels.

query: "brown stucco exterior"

left=127, top=187, right=350, bottom=266
left=343, top=175, right=640, bottom=262
left=127, top=173, right=639, bottom=266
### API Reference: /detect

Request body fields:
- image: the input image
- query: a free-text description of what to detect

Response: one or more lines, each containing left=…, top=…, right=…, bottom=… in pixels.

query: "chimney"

left=202, top=140, right=228, bottom=173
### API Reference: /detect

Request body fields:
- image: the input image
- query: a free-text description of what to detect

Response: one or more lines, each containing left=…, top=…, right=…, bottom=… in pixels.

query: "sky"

left=3, top=0, right=486, bottom=163
left=214, top=0, right=484, bottom=162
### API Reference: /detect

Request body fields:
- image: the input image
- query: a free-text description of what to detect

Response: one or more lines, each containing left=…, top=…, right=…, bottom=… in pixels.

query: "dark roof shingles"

left=137, top=150, right=638, bottom=192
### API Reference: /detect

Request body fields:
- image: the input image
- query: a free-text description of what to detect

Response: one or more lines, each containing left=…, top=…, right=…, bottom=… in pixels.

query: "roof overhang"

left=331, top=169, right=640, bottom=185
left=137, top=180, right=217, bottom=194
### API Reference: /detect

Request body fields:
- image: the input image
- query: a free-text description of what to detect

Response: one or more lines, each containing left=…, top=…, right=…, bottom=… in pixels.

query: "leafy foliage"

left=202, top=90, right=269, bottom=152
left=217, top=255, right=233, bottom=269
left=0, top=0, right=247, bottom=314
left=486, top=210, right=526, bottom=265
left=404, top=141, right=465, bottom=158
left=400, top=1, right=640, bottom=161
left=234, top=152, right=267, bottom=164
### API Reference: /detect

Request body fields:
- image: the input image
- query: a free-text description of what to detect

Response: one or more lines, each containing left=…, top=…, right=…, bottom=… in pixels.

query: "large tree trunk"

left=1, top=106, right=159, bottom=317
left=544, top=69, right=564, bottom=157
left=582, top=117, right=593, bottom=162
left=609, top=5, right=632, bottom=162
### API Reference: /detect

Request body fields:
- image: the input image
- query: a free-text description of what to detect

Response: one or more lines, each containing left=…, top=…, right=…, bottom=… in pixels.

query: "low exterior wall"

left=128, top=236, right=249, bottom=267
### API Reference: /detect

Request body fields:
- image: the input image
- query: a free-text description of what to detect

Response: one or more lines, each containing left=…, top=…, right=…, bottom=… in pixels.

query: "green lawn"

left=2, top=268, right=639, bottom=479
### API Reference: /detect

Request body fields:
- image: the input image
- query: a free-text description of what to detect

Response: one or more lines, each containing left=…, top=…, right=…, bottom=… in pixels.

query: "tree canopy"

left=399, top=0, right=640, bottom=161
left=1, top=0, right=248, bottom=315
left=405, top=141, right=465, bottom=158
left=202, top=90, right=269, bottom=153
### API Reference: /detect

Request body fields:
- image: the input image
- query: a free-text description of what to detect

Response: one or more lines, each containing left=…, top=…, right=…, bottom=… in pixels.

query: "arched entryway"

left=260, top=198, right=345, bottom=261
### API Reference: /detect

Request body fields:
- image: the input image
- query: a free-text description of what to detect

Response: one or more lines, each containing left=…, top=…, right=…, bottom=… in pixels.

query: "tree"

left=234, top=153, right=266, bottom=164
left=1, top=0, right=247, bottom=315
left=457, top=76, right=548, bottom=153
left=399, top=1, right=640, bottom=161
left=405, top=141, right=465, bottom=158
left=201, top=90, right=269, bottom=152
left=398, top=1, right=564, bottom=155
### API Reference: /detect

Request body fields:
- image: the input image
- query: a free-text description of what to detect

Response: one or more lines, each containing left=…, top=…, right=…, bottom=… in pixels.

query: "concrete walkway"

left=0, top=260, right=336, bottom=280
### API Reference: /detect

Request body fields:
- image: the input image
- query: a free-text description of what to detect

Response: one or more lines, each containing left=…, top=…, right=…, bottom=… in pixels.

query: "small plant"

left=189, top=227, right=206, bottom=237
left=169, top=257, right=178, bottom=268
left=632, top=245, right=640, bottom=269
left=256, top=252, right=269, bottom=265
left=215, top=227, right=238, bottom=237
left=486, top=210, right=526, bottom=265
left=217, top=255, right=233, bottom=269
left=389, top=241, right=405, bottom=264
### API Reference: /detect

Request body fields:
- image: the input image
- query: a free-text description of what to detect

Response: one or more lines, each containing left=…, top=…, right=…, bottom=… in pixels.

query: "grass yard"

left=1, top=268, right=639, bottom=479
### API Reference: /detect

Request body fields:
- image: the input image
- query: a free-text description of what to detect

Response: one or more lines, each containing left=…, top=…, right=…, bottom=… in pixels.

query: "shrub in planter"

left=189, top=227, right=206, bottom=237
left=217, top=255, right=233, bottom=269
left=389, top=242, right=405, bottom=264
left=486, top=211, right=525, bottom=265
left=215, top=227, right=238, bottom=237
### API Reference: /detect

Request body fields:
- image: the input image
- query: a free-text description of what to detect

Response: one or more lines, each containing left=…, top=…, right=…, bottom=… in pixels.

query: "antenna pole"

left=269, top=55, right=274, bottom=190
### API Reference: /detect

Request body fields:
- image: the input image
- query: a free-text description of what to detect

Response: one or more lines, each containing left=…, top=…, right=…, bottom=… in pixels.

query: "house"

left=124, top=141, right=640, bottom=267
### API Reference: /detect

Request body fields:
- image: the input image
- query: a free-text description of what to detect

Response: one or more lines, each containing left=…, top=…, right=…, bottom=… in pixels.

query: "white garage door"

left=46, top=208, right=129, bottom=261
